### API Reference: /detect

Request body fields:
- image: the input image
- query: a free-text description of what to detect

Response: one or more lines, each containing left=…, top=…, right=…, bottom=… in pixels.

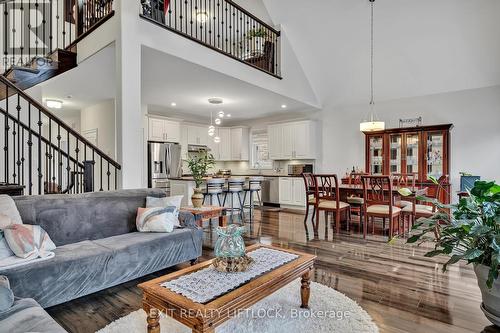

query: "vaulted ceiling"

left=262, top=0, right=500, bottom=107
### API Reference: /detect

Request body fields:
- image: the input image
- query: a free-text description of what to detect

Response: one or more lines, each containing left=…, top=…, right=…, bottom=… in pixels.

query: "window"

left=250, top=129, right=273, bottom=170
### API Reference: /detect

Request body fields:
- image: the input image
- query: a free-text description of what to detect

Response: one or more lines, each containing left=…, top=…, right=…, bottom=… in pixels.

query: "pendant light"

left=208, top=112, right=215, bottom=137
left=360, top=0, right=385, bottom=132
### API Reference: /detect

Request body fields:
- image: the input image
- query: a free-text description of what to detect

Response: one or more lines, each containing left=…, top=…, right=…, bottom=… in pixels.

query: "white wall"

left=80, top=99, right=116, bottom=158
left=318, top=85, right=500, bottom=195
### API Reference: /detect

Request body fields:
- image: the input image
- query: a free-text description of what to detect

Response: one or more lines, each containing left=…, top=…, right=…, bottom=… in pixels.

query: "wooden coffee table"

left=138, top=244, right=316, bottom=333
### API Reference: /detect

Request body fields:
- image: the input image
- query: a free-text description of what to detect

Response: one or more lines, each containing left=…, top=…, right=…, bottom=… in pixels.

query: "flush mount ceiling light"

left=281, top=104, right=287, bottom=109
left=360, top=0, right=385, bottom=132
left=46, top=99, right=63, bottom=109
left=226, top=114, right=231, bottom=118
left=196, top=11, right=209, bottom=23
left=170, top=102, right=177, bottom=107
left=208, top=97, right=223, bottom=105
left=217, top=111, right=225, bottom=118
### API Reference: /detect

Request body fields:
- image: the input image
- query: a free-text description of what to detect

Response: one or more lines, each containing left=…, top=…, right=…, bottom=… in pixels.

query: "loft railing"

left=0, top=0, right=114, bottom=74
left=0, top=73, right=121, bottom=195
left=140, top=0, right=281, bottom=78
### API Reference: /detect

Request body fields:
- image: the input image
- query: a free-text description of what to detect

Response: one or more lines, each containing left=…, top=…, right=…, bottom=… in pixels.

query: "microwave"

left=288, top=164, right=314, bottom=176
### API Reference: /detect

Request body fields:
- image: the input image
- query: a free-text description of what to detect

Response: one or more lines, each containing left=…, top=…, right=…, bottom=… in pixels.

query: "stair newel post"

left=28, top=103, right=32, bottom=195
left=83, top=160, right=94, bottom=192
left=74, top=137, right=79, bottom=193
left=57, top=124, right=62, bottom=193
left=37, top=108, right=42, bottom=194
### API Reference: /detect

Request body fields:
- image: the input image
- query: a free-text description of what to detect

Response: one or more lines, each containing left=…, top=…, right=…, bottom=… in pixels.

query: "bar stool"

left=223, top=177, right=246, bottom=223
left=243, top=176, right=264, bottom=221
left=202, top=178, right=225, bottom=206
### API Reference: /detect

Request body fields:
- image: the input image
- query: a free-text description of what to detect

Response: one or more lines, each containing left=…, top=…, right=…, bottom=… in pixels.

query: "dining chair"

left=402, top=174, right=449, bottom=226
left=302, top=173, right=317, bottom=227
left=391, top=172, right=417, bottom=208
left=313, top=174, right=350, bottom=235
left=346, top=172, right=368, bottom=232
left=361, top=175, right=402, bottom=239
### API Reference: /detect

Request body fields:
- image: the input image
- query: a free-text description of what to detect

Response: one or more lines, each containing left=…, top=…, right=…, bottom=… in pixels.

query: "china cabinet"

left=364, top=124, right=453, bottom=202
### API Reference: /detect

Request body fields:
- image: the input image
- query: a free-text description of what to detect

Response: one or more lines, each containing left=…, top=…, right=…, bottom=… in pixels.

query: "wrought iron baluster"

left=107, top=160, right=110, bottom=190
left=37, top=109, right=42, bottom=194
left=75, top=138, right=79, bottom=193
left=57, top=124, right=62, bottom=192
left=15, top=95, right=21, bottom=185
left=99, top=155, right=103, bottom=191
left=4, top=88, right=9, bottom=183
left=28, top=104, right=33, bottom=194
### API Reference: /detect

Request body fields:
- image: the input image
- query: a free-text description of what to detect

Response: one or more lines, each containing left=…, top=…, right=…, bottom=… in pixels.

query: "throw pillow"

left=0, top=195, right=22, bottom=227
left=4, top=224, right=56, bottom=260
left=0, top=275, right=14, bottom=312
left=136, top=207, right=176, bottom=233
left=0, top=214, right=17, bottom=260
left=146, top=195, right=183, bottom=227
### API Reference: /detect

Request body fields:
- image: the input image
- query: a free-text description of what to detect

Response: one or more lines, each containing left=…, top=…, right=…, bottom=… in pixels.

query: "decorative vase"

left=215, top=225, right=246, bottom=258
left=475, top=264, right=500, bottom=326
left=191, top=188, right=204, bottom=208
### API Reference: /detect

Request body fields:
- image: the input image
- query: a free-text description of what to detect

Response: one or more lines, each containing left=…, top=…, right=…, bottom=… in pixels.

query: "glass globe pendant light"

left=360, top=0, right=385, bottom=132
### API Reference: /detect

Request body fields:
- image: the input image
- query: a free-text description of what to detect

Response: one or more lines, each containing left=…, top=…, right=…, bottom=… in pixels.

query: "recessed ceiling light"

left=46, top=99, right=63, bottom=109
left=171, top=102, right=177, bottom=107
left=281, top=104, right=287, bottom=109
left=226, top=114, right=231, bottom=118
left=208, top=97, right=224, bottom=105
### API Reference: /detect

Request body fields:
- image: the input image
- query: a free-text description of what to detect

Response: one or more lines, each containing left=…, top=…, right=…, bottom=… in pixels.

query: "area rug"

left=96, top=279, right=378, bottom=333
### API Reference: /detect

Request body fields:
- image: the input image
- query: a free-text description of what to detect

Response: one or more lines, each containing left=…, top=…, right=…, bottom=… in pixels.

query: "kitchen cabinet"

left=186, top=125, right=208, bottom=146
left=279, top=177, right=305, bottom=207
left=210, top=128, right=231, bottom=161
left=230, top=127, right=249, bottom=161
left=148, top=117, right=180, bottom=143
left=267, top=120, right=317, bottom=160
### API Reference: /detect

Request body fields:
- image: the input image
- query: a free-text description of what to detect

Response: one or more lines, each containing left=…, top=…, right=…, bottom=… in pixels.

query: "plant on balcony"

left=187, top=152, right=215, bottom=208
left=247, top=27, right=269, bottom=39
left=398, top=178, right=500, bottom=325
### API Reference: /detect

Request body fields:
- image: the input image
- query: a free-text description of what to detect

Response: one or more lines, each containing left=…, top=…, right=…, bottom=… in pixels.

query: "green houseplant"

left=399, top=178, right=500, bottom=325
left=187, top=152, right=215, bottom=208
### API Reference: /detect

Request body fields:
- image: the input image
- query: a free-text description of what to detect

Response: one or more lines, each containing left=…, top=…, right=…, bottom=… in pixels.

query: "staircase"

left=0, top=0, right=119, bottom=195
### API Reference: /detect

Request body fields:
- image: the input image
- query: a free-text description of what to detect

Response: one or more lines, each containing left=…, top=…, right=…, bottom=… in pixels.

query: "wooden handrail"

left=225, top=0, right=280, bottom=36
left=0, top=107, right=85, bottom=169
left=0, top=76, right=121, bottom=169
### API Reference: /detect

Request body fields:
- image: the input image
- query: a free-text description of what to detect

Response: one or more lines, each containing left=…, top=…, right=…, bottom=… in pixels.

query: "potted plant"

left=398, top=178, right=500, bottom=325
left=187, top=152, right=215, bottom=208
left=246, top=27, right=269, bottom=57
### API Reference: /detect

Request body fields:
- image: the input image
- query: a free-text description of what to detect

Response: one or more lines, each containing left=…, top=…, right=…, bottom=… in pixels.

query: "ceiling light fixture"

left=218, top=111, right=225, bottom=118
left=46, top=99, right=63, bottom=109
left=214, top=135, right=221, bottom=143
left=360, top=0, right=385, bottom=132
left=281, top=104, right=287, bottom=109
left=226, top=114, right=231, bottom=118
left=214, top=118, right=222, bottom=125
left=196, top=11, right=209, bottom=23
left=208, top=112, right=215, bottom=136
left=171, top=102, right=177, bottom=107
left=208, top=97, right=223, bottom=105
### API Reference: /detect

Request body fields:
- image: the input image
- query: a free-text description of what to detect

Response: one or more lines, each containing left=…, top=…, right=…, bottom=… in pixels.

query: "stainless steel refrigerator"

left=148, top=142, right=182, bottom=193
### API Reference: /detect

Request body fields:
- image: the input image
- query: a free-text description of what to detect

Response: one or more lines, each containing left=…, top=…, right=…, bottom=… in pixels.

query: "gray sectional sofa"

left=0, top=189, right=202, bottom=309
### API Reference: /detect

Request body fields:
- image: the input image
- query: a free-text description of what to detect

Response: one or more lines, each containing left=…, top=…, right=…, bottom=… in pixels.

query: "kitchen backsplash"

left=181, top=160, right=315, bottom=176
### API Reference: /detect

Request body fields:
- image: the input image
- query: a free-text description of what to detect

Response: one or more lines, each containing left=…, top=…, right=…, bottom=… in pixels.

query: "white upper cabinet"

left=267, top=120, right=317, bottom=160
left=148, top=117, right=180, bottom=143
left=218, top=128, right=232, bottom=161
left=230, top=127, right=249, bottom=161
left=186, top=125, right=208, bottom=145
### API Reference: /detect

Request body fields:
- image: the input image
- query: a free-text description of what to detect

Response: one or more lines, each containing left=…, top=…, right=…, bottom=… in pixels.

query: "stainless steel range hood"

left=187, top=144, right=210, bottom=153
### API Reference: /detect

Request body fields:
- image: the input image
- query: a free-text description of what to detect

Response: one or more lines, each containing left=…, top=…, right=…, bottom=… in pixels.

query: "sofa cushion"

left=92, top=229, right=203, bottom=282
left=13, top=189, right=167, bottom=246
left=0, top=298, right=66, bottom=333
left=1, top=240, right=114, bottom=308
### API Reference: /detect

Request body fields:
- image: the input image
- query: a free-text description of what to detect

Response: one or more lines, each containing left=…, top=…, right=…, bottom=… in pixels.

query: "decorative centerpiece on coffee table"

left=213, top=225, right=253, bottom=272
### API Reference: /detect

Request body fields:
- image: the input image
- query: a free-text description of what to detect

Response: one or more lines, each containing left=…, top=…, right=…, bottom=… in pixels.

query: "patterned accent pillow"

left=146, top=195, right=183, bottom=227
left=136, top=207, right=177, bottom=233
left=0, top=215, right=17, bottom=260
left=4, top=224, right=56, bottom=260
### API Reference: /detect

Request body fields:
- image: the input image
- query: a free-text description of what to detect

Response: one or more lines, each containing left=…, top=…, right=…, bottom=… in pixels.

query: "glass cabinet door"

left=369, top=136, right=384, bottom=175
left=405, top=133, right=419, bottom=175
left=389, top=134, right=402, bottom=174
left=426, top=132, right=444, bottom=180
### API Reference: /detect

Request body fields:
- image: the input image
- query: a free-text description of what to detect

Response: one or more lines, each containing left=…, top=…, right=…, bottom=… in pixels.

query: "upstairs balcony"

left=140, top=0, right=281, bottom=78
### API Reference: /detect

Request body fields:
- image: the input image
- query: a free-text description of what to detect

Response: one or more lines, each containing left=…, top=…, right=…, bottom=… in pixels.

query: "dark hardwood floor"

left=47, top=209, right=498, bottom=333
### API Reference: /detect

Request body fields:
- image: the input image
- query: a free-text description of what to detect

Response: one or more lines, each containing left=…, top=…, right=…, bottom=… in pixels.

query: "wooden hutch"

left=363, top=124, right=453, bottom=203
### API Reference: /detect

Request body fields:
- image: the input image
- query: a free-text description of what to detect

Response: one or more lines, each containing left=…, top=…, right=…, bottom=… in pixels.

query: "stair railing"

left=0, top=74, right=121, bottom=195
left=0, top=0, right=114, bottom=75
